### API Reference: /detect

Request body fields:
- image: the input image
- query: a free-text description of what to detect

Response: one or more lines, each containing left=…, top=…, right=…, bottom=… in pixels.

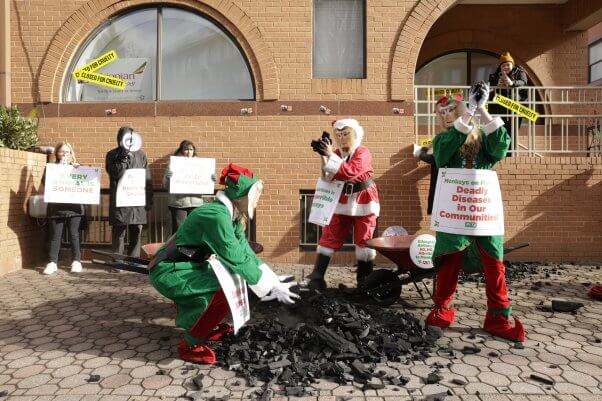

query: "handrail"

left=414, top=85, right=602, bottom=155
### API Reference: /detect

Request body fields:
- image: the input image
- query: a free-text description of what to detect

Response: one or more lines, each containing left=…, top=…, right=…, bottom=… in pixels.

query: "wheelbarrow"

left=91, top=241, right=264, bottom=273
left=359, top=235, right=529, bottom=306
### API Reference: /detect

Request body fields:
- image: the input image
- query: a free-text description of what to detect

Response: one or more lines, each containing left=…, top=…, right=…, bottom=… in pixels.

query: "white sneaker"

left=70, top=261, right=83, bottom=273
left=43, top=262, right=58, bottom=275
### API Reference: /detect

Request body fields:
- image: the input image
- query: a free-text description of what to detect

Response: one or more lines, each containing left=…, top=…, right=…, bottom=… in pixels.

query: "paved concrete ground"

left=0, top=262, right=600, bottom=401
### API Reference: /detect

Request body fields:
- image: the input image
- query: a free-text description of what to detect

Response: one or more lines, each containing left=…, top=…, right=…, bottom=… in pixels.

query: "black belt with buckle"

left=343, top=178, right=374, bottom=196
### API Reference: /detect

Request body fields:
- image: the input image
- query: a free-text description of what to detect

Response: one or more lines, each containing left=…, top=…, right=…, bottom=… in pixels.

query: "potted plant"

left=0, top=105, right=39, bottom=151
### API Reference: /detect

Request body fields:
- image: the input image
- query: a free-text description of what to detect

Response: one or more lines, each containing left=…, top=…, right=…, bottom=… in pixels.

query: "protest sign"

left=116, top=168, right=146, bottom=207
left=308, top=178, right=344, bottom=227
left=430, top=168, right=504, bottom=236
left=43, top=164, right=101, bottom=205
left=208, top=256, right=250, bottom=334
left=169, top=157, right=215, bottom=194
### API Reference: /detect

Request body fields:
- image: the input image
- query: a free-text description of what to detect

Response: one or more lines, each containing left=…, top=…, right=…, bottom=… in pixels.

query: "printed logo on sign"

left=465, top=222, right=477, bottom=228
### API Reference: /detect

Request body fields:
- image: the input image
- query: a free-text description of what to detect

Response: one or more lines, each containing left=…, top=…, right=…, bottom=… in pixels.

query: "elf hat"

left=219, top=163, right=262, bottom=218
left=333, top=118, right=364, bottom=147
left=499, top=52, right=514, bottom=66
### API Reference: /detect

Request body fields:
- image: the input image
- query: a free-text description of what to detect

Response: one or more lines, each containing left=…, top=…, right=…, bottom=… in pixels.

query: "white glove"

left=468, top=82, right=490, bottom=115
left=261, top=281, right=300, bottom=304
left=413, top=144, right=422, bottom=158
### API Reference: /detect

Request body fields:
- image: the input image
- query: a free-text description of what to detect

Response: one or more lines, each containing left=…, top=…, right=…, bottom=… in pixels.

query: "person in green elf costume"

left=426, top=82, right=525, bottom=342
left=149, top=163, right=299, bottom=363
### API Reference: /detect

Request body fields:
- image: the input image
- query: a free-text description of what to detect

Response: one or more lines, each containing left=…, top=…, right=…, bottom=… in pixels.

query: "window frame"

left=311, top=0, right=367, bottom=79
left=588, top=39, right=602, bottom=84
left=416, top=48, right=500, bottom=86
left=62, top=5, right=256, bottom=102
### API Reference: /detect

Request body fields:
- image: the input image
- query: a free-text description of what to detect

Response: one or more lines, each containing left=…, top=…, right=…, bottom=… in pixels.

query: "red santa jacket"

left=322, top=145, right=380, bottom=217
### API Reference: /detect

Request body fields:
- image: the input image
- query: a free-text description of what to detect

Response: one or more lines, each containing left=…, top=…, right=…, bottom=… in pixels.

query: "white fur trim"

left=334, top=119, right=364, bottom=147
left=317, top=245, right=335, bottom=257
left=427, top=147, right=433, bottom=155
left=481, top=117, right=505, bottom=135
left=355, top=246, right=376, bottom=262
left=216, top=191, right=235, bottom=221
left=248, top=263, right=279, bottom=298
left=334, top=197, right=380, bottom=217
left=323, top=153, right=344, bottom=175
left=453, top=117, right=473, bottom=134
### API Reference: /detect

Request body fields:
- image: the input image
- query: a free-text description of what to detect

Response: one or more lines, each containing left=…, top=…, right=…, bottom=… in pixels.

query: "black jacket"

left=418, top=148, right=437, bottom=215
left=488, top=65, right=529, bottom=102
left=105, top=147, right=153, bottom=226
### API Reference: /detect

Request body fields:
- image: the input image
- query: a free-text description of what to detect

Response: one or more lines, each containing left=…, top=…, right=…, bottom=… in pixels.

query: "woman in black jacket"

left=43, top=142, right=85, bottom=274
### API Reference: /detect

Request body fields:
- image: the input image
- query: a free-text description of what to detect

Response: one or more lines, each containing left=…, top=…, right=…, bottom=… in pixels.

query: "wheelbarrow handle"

left=503, top=243, right=529, bottom=254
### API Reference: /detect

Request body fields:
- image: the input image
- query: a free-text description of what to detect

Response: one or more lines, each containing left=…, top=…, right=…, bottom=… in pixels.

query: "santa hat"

left=333, top=118, right=364, bottom=147
left=499, top=52, right=514, bottom=66
left=435, top=94, right=464, bottom=109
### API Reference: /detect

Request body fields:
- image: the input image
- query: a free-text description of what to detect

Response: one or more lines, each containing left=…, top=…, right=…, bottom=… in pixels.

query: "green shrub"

left=0, top=106, right=39, bottom=151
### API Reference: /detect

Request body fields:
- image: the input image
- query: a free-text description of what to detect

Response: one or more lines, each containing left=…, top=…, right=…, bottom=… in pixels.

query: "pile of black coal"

left=212, top=290, right=440, bottom=389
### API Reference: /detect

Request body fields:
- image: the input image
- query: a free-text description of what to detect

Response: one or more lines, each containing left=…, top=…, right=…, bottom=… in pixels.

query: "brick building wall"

left=0, top=149, right=46, bottom=275
left=4, top=0, right=602, bottom=269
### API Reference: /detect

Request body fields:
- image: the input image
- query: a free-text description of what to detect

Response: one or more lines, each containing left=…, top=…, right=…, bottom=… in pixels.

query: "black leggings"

left=48, top=217, right=82, bottom=263
left=169, top=207, right=196, bottom=235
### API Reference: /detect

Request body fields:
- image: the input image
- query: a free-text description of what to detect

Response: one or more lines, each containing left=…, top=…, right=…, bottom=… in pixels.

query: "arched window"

left=415, top=50, right=499, bottom=86
left=64, top=7, right=255, bottom=102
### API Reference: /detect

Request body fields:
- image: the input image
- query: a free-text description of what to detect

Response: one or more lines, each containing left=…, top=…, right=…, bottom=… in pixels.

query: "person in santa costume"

left=308, top=119, right=380, bottom=289
left=426, top=82, right=525, bottom=342
left=149, top=163, right=299, bottom=363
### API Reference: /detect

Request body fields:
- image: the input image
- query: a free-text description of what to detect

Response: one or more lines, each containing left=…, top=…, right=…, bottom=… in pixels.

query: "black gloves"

left=310, top=131, right=332, bottom=156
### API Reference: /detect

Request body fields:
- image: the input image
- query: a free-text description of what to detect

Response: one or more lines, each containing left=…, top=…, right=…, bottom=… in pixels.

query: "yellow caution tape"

left=493, top=93, right=539, bottom=122
left=73, top=50, right=118, bottom=77
left=72, top=50, right=125, bottom=90
left=419, top=137, right=433, bottom=146
left=74, top=71, right=125, bottom=90
left=424, top=88, right=463, bottom=98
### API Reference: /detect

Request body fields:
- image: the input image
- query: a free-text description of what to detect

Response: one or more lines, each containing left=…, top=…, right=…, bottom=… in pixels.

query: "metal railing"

left=63, top=190, right=254, bottom=247
left=414, top=85, right=602, bottom=156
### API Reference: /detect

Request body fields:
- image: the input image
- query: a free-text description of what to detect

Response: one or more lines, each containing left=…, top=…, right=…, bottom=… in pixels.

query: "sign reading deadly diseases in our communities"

left=43, top=164, right=101, bottom=205
left=493, top=93, right=539, bottom=122
left=430, top=168, right=504, bottom=236
left=169, top=157, right=216, bottom=195
left=116, top=169, right=147, bottom=207
left=308, top=178, right=345, bottom=227
left=208, top=256, right=250, bottom=334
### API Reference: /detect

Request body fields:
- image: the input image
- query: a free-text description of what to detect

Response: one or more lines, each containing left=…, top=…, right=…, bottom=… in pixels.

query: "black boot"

left=356, top=260, right=374, bottom=286
left=308, top=253, right=330, bottom=290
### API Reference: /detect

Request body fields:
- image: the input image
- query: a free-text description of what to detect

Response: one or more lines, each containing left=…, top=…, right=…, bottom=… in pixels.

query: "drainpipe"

left=0, top=0, right=11, bottom=106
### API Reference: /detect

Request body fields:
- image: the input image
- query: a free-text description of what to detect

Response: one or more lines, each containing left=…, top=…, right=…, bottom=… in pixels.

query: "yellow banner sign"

left=419, top=137, right=433, bottom=146
left=75, top=71, right=125, bottom=90
left=73, top=50, right=125, bottom=90
left=424, top=88, right=463, bottom=98
left=493, top=94, right=539, bottom=122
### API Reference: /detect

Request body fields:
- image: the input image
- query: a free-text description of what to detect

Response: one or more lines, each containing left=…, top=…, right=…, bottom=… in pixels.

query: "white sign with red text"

left=44, top=164, right=101, bottom=205
left=430, top=168, right=504, bottom=236
left=208, top=256, right=250, bottom=334
left=116, top=168, right=146, bottom=207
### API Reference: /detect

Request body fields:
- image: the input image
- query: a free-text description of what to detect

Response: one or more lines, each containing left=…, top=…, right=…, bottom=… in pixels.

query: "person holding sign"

left=488, top=52, right=529, bottom=155
left=163, top=140, right=205, bottom=234
left=426, top=82, right=525, bottom=342
left=149, top=164, right=299, bottom=364
left=307, top=119, right=380, bottom=290
left=42, top=142, right=85, bottom=275
left=105, top=126, right=153, bottom=258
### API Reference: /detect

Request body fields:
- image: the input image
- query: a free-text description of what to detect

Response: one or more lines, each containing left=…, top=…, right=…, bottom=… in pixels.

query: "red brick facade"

left=4, top=0, right=602, bottom=270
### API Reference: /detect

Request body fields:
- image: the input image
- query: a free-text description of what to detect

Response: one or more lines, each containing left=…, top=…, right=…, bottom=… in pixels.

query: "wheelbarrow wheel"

left=360, top=269, right=402, bottom=306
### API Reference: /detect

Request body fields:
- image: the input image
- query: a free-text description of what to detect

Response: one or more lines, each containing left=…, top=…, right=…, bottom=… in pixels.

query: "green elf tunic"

left=432, top=117, right=510, bottom=272
left=149, top=191, right=274, bottom=345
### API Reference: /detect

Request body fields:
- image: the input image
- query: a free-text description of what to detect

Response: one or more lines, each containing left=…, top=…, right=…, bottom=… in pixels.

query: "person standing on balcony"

left=43, top=142, right=85, bottom=275
left=105, top=126, right=153, bottom=258
left=426, top=83, right=525, bottom=342
left=488, top=51, right=529, bottom=155
left=307, top=119, right=380, bottom=290
left=163, top=140, right=205, bottom=234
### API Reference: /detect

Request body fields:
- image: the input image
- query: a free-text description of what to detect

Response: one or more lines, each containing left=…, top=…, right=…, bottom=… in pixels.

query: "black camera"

left=310, top=131, right=332, bottom=156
